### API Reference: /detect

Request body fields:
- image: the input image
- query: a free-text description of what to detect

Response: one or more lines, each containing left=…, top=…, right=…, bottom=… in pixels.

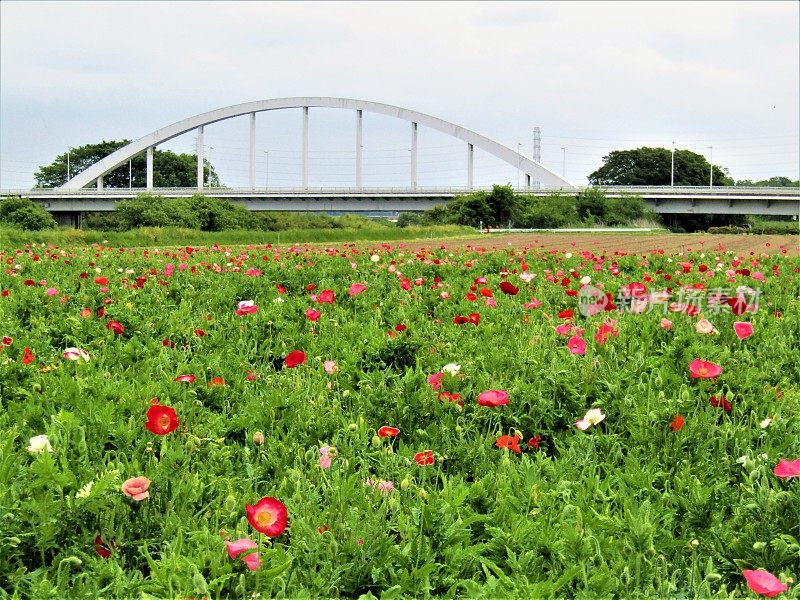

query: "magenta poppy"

left=567, top=336, right=587, bottom=355
left=245, top=496, right=288, bottom=536
left=477, top=390, right=509, bottom=407
left=318, top=290, right=335, bottom=304
left=733, top=322, right=754, bottom=340
left=226, top=538, right=258, bottom=559
left=284, top=350, right=306, bottom=368
left=305, top=308, right=322, bottom=322
left=689, top=359, right=722, bottom=379
left=773, top=458, right=800, bottom=479
left=742, top=569, right=788, bottom=597
left=348, top=283, right=368, bottom=296
left=174, top=374, right=196, bottom=383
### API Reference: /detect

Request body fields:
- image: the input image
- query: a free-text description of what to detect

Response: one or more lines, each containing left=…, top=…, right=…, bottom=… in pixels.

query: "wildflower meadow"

left=0, top=238, right=798, bottom=598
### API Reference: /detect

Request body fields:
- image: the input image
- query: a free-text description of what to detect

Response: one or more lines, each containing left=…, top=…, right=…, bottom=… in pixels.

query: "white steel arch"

left=59, top=97, right=575, bottom=190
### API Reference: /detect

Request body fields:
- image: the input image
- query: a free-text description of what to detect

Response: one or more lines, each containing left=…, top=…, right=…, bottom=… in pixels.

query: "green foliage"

left=34, top=140, right=220, bottom=189
left=514, top=193, right=578, bottom=228
left=395, top=212, right=424, bottom=228
left=185, top=195, right=258, bottom=232
left=588, top=147, right=733, bottom=187
left=735, top=177, right=799, bottom=188
left=0, top=241, right=798, bottom=597
left=114, top=194, right=201, bottom=230
left=0, top=197, right=57, bottom=230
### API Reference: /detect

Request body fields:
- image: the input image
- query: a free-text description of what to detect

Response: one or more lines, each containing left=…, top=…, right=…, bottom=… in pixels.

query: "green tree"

left=0, top=197, right=58, bottom=230
left=34, top=141, right=220, bottom=188
left=588, top=147, right=733, bottom=186
left=735, top=176, right=799, bottom=187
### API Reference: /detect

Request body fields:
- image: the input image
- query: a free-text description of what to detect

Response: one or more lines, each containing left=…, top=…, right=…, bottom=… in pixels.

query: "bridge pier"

left=526, top=174, right=531, bottom=188
left=97, top=176, right=103, bottom=190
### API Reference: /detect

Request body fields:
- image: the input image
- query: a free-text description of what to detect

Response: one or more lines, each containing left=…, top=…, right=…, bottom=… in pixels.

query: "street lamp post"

left=671, top=141, right=675, bottom=187
left=66, top=148, right=71, bottom=183
left=561, top=147, right=566, bottom=178
left=207, top=146, right=214, bottom=188
left=708, top=146, right=713, bottom=187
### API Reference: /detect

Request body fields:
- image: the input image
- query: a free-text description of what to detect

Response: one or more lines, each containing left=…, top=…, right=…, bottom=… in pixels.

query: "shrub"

left=603, top=195, right=649, bottom=225
left=0, top=197, right=57, bottom=230
left=515, top=193, right=578, bottom=228
left=395, top=212, right=423, bottom=228
left=186, top=195, right=258, bottom=232
left=576, top=188, right=608, bottom=221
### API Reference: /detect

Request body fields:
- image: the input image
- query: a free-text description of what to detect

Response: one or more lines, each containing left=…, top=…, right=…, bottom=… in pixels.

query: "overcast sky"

left=1, top=1, right=798, bottom=189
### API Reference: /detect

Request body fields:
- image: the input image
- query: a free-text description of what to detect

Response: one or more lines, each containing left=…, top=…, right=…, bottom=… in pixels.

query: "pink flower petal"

left=734, top=321, right=754, bottom=340
left=773, top=458, right=800, bottom=479
left=742, top=569, right=788, bottom=597
left=226, top=538, right=258, bottom=559
left=241, top=552, right=261, bottom=571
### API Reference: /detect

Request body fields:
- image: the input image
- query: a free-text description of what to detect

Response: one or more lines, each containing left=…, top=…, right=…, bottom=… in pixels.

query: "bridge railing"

left=4, top=185, right=799, bottom=196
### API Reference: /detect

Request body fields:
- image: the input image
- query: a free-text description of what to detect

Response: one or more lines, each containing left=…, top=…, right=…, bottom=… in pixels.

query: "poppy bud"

left=752, top=542, right=766, bottom=551
left=386, top=446, right=393, bottom=455
left=253, top=431, right=265, bottom=446
left=400, top=478, right=410, bottom=491
left=371, top=435, right=381, bottom=448
left=224, top=495, right=238, bottom=512
left=348, top=423, right=358, bottom=431
left=418, top=488, right=428, bottom=500
left=455, top=426, right=463, bottom=436
left=185, top=436, right=200, bottom=452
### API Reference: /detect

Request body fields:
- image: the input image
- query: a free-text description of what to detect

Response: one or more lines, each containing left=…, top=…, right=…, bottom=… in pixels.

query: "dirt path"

left=394, top=232, right=799, bottom=255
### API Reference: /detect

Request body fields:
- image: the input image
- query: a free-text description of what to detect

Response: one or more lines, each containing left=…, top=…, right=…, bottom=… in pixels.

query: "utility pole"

left=708, top=146, right=713, bottom=187
left=671, top=141, right=675, bottom=187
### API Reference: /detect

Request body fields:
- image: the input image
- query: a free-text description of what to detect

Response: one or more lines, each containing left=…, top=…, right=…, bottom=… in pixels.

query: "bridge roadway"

left=3, top=185, right=799, bottom=217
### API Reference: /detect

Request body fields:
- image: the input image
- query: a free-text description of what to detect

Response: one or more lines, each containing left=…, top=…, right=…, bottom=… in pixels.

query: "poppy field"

left=1, top=238, right=798, bottom=599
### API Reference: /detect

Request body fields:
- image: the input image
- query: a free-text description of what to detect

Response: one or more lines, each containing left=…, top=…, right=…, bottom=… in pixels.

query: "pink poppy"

left=121, top=476, right=151, bottom=501
left=555, top=323, right=575, bottom=336
left=174, top=374, right=196, bottom=383
left=245, top=268, right=262, bottom=277
left=226, top=538, right=258, bottom=559
left=319, top=445, right=332, bottom=469
left=567, top=336, right=587, bottom=355
left=477, top=390, right=509, bottom=407
left=427, top=372, right=444, bottom=391
left=235, top=300, right=259, bottom=316
left=688, top=359, right=722, bottom=379
left=45, top=287, right=59, bottom=296
left=348, top=283, right=368, bottom=296
left=734, top=322, right=754, bottom=340
left=241, top=552, right=261, bottom=571
left=773, top=458, right=800, bottom=479
left=661, top=319, right=673, bottom=330
left=305, top=308, right=322, bottom=322
left=284, top=350, right=306, bottom=368
left=742, top=569, right=788, bottom=597
left=323, top=360, right=337, bottom=374
left=318, top=290, right=335, bottom=304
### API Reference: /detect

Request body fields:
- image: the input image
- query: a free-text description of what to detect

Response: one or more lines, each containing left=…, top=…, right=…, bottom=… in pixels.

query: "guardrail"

left=3, top=185, right=798, bottom=196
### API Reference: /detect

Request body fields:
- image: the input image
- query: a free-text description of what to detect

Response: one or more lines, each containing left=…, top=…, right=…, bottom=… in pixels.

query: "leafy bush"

left=514, top=193, right=578, bottom=228
left=603, top=195, right=650, bottom=225
left=396, top=212, right=424, bottom=228
left=0, top=197, right=57, bottom=230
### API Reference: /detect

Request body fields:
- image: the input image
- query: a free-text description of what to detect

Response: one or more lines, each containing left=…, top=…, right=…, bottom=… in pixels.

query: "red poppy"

left=106, top=321, right=124, bottom=335
left=174, top=374, right=196, bottom=383
left=208, top=376, right=227, bottom=387
left=394, top=323, right=407, bottom=332
left=317, top=524, right=329, bottom=535
left=453, top=315, right=469, bottom=325
left=305, top=308, right=321, bottom=322
left=80, top=308, right=92, bottom=318
left=477, top=390, right=509, bottom=407
left=709, top=396, right=731, bottom=412
left=21, top=347, right=35, bottom=365
left=145, top=404, right=179, bottom=435
left=318, top=290, right=335, bottom=304
left=193, top=329, right=206, bottom=337
left=468, top=313, right=480, bottom=325
left=305, top=283, right=317, bottom=291
left=528, top=435, right=542, bottom=449
left=94, top=535, right=112, bottom=559
left=479, top=287, right=493, bottom=297
left=284, top=350, right=306, bottom=368
left=245, top=496, right=288, bottom=537
left=558, top=309, right=574, bottom=319
left=94, top=276, right=108, bottom=285
left=413, top=450, right=435, bottom=466
left=377, top=426, right=400, bottom=438
left=670, top=415, right=685, bottom=431
left=495, top=435, right=521, bottom=454
left=498, top=281, right=519, bottom=295
left=1, top=336, right=11, bottom=346
left=437, top=391, right=463, bottom=404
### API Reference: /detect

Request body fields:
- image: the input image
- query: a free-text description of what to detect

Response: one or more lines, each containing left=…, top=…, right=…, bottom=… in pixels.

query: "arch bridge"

left=59, top=97, right=573, bottom=191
